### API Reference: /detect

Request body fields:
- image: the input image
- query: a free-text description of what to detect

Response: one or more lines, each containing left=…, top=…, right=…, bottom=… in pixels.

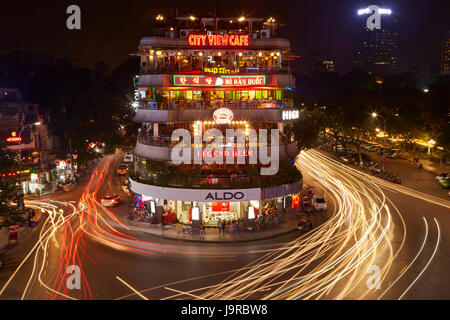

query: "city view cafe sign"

left=188, top=34, right=250, bottom=48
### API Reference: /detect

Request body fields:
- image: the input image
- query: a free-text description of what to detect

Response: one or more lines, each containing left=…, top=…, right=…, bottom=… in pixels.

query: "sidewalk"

left=111, top=213, right=304, bottom=243
left=401, top=151, right=450, bottom=175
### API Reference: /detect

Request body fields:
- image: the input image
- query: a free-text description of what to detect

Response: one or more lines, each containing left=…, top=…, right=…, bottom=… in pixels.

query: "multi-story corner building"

left=441, top=31, right=450, bottom=75
left=354, top=7, right=399, bottom=75
left=129, top=16, right=303, bottom=227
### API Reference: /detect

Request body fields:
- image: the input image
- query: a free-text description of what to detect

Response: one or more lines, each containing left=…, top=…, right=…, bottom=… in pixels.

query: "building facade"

left=0, top=88, right=58, bottom=194
left=441, top=31, right=450, bottom=75
left=354, top=7, right=399, bottom=75
left=129, top=16, right=303, bottom=227
left=307, top=52, right=335, bottom=74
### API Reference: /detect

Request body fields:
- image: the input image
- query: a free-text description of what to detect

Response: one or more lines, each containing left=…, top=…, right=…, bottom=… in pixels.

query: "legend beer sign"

left=174, top=75, right=265, bottom=87
left=188, top=34, right=249, bottom=48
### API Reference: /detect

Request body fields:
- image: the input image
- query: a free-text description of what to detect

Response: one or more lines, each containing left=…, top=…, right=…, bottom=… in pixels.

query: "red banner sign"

left=174, top=75, right=265, bottom=87
left=212, top=202, right=230, bottom=212
left=188, top=34, right=249, bottom=47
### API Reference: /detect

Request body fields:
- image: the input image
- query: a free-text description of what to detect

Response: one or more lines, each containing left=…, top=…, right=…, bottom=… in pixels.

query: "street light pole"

left=17, top=122, right=41, bottom=209
left=371, top=112, right=398, bottom=173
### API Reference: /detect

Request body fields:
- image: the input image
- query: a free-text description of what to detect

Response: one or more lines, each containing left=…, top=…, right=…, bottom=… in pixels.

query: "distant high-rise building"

left=322, top=60, right=335, bottom=73
left=354, top=7, right=398, bottom=75
left=441, top=31, right=450, bottom=75
left=306, top=52, right=335, bottom=74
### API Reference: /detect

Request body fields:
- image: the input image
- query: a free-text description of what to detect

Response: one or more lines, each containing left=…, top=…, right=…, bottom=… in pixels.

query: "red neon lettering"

left=188, top=34, right=248, bottom=47
left=207, top=35, right=215, bottom=46
left=222, top=35, right=229, bottom=46
left=188, top=35, right=195, bottom=46
left=6, top=137, right=22, bottom=142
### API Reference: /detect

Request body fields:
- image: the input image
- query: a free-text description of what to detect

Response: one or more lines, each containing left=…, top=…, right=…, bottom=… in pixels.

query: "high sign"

left=173, top=75, right=265, bottom=87
left=188, top=34, right=249, bottom=47
left=282, top=110, right=300, bottom=120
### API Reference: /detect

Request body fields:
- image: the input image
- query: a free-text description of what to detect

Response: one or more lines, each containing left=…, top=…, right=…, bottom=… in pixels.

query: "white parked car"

left=124, top=152, right=134, bottom=163
left=436, top=172, right=449, bottom=184
left=312, top=195, right=327, bottom=211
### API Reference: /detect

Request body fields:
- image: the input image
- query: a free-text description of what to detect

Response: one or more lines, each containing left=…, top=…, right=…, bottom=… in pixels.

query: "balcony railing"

left=140, top=65, right=289, bottom=75
left=138, top=99, right=293, bottom=110
left=130, top=169, right=302, bottom=190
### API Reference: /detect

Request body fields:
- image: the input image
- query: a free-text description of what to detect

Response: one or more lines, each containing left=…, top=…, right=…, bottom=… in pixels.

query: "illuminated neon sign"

left=173, top=75, right=265, bottom=87
left=357, top=7, right=392, bottom=15
left=358, top=6, right=392, bottom=31
left=196, top=149, right=254, bottom=158
left=204, top=67, right=240, bottom=74
left=282, top=110, right=300, bottom=120
left=6, top=137, right=22, bottom=142
left=188, top=34, right=249, bottom=47
left=213, top=108, right=234, bottom=124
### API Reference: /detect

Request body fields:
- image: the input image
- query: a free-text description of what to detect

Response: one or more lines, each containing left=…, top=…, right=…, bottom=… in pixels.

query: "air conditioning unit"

left=250, top=33, right=258, bottom=40
left=260, top=30, right=270, bottom=39
left=180, top=29, right=190, bottom=38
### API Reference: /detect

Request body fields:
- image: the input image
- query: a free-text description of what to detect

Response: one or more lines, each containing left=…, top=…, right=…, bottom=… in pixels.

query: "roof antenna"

left=213, top=7, right=217, bottom=30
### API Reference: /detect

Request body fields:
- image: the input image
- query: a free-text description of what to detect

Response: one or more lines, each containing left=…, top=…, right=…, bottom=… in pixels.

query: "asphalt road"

left=345, top=145, right=449, bottom=199
left=1, top=149, right=449, bottom=300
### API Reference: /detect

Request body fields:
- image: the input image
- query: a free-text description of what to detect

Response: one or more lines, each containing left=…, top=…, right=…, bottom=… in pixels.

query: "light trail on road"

left=0, top=200, right=82, bottom=300
left=4, top=149, right=444, bottom=300
left=143, top=149, right=400, bottom=300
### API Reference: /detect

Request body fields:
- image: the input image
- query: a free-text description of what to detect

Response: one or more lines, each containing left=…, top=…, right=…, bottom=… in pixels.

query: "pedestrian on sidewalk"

left=221, top=220, right=226, bottom=235
left=200, top=222, right=206, bottom=239
left=217, top=219, right=224, bottom=237
left=27, top=210, right=32, bottom=227
left=307, top=215, right=313, bottom=230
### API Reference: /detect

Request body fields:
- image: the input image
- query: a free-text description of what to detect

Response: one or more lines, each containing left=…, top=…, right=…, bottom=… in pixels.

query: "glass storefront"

left=137, top=195, right=298, bottom=226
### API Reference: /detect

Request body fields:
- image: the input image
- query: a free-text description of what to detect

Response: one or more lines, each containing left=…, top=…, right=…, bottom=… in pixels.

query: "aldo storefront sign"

left=204, top=191, right=245, bottom=201
left=129, top=178, right=261, bottom=202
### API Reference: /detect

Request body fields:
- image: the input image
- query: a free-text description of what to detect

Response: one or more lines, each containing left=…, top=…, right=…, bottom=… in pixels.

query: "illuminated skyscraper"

left=354, top=7, right=399, bottom=75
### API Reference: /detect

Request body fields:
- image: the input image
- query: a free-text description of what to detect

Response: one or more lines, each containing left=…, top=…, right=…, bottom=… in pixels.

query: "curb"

left=150, top=227, right=299, bottom=244
left=113, top=219, right=300, bottom=244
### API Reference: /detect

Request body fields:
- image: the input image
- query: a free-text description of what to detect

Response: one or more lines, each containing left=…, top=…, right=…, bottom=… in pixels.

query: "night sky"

left=1, top=0, right=448, bottom=74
